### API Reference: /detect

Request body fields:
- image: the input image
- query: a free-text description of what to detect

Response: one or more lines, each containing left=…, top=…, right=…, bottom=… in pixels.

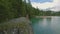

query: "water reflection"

left=38, top=18, right=51, bottom=27
left=51, top=17, right=60, bottom=34
left=38, top=18, right=53, bottom=34
left=32, top=17, right=60, bottom=34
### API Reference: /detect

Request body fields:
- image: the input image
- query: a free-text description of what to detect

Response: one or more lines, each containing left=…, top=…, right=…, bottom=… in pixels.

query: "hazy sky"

left=30, top=0, right=60, bottom=11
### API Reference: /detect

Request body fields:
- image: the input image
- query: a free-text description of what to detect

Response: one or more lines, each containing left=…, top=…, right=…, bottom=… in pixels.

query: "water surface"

left=31, top=16, right=60, bottom=34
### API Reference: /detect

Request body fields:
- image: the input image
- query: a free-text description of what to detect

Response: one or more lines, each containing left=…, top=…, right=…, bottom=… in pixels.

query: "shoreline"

left=0, top=17, right=34, bottom=34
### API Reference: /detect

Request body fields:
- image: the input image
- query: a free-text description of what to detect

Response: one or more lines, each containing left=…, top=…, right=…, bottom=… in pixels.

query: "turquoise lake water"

left=31, top=16, right=60, bottom=34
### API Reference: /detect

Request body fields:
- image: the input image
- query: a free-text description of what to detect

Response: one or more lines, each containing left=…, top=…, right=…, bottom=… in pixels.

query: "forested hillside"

left=0, top=0, right=60, bottom=23
left=0, top=0, right=31, bottom=22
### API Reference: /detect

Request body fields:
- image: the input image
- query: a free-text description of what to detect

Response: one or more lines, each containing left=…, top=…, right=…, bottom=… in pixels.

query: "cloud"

left=31, top=0, right=60, bottom=11
left=31, top=2, right=54, bottom=9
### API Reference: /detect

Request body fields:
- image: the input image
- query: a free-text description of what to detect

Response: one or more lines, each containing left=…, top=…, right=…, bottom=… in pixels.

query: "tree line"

left=0, top=0, right=60, bottom=23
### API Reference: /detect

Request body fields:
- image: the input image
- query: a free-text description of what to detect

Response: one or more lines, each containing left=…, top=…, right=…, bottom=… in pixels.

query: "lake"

left=31, top=16, right=60, bottom=34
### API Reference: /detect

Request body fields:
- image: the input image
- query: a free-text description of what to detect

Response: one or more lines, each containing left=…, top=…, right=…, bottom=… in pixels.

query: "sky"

left=30, top=0, right=60, bottom=11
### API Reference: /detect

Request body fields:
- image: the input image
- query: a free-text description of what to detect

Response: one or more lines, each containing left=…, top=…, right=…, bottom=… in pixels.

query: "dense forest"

left=0, top=0, right=60, bottom=23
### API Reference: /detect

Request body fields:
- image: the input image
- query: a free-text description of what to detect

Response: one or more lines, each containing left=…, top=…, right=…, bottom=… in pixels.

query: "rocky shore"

left=0, top=17, right=34, bottom=34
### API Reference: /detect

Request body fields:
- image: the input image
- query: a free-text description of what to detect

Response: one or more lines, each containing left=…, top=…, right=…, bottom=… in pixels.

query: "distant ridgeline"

left=0, top=0, right=60, bottom=22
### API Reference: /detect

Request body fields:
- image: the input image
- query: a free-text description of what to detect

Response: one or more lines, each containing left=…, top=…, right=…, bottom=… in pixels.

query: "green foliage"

left=0, top=0, right=24, bottom=23
left=0, top=0, right=60, bottom=23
